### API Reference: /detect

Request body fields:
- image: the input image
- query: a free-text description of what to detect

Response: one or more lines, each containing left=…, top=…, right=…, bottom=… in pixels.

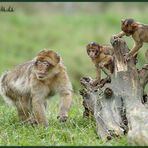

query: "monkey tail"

left=0, top=71, right=8, bottom=95
left=0, top=71, right=14, bottom=106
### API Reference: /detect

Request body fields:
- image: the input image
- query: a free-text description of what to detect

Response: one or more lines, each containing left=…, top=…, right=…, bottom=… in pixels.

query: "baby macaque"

left=115, top=18, right=148, bottom=60
left=0, top=49, right=73, bottom=127
left=86, top=42, right=114, bottom=84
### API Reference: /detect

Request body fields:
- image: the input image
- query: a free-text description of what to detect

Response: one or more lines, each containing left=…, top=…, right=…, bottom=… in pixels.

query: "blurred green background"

left=0, top=2, right=148, bottom=92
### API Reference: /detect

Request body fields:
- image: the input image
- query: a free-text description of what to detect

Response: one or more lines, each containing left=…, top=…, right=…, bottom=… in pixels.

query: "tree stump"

left=80, top=37, right=148, bottom=145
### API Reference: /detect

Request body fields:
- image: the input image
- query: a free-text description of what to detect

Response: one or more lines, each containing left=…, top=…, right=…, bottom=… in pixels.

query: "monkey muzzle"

left=36, top=72, right=47, bottom=79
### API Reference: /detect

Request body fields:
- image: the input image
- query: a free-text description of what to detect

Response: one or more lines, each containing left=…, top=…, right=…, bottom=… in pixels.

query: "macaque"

left=86, top=42, right=114, bottom=84
left=115, top=18, right=148, bottom=60
left=0, top=49, right=73, bottom=127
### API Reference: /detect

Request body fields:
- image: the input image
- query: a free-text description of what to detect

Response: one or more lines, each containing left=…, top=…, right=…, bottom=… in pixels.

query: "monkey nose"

left=38, top=75, right=44, bottom=79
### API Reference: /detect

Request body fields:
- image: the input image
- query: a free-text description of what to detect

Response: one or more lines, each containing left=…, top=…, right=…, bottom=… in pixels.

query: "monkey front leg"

left=116, top=31, right=126, bottom=38
left=32, top=97, right=48, bottom=127
left=113, top=31, right=126, bottom=39
left=90, top=66, right=101, bottom=87
left=15, top=98, right=32, bottom=123
left=101, top=67, right=111, bottom=77
left=92, top=63, right=111, bottom=87
left=98, top=56, right=113, bottom=76
left=58, top=90, right=72, bottom=122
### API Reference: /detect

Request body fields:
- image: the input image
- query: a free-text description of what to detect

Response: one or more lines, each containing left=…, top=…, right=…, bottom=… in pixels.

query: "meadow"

left=0, top=3, right=148, bottom=145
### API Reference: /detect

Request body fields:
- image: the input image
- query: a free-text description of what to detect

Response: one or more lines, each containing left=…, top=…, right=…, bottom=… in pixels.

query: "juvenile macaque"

left=86, top=42, right=114, bottom=84
left=0, top=49, right=73, bottom=127
left=115, top=18, right=148, bottom=60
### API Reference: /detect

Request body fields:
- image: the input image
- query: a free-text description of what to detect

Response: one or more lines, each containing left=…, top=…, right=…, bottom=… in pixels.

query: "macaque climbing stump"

left=80, top=37, right=148, bottom=145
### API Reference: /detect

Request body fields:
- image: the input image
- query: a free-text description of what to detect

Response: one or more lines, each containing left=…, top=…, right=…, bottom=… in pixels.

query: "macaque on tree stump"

left=86, top=42, right=114, bottom=86
left=80, top=37, right=148, bottom=145
left=114, top=18, right=148, bottom=61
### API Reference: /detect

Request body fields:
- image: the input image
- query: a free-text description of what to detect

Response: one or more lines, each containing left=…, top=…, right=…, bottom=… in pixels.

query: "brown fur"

left=116, top=18, right=148, bottom=59
left=86, top=42, right=114, bottom=83
left=0, top=49, right=73, bottom=126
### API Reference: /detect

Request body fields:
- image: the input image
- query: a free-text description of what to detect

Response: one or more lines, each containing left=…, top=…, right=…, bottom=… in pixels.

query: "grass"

left=0, top=4, right=148, bottom=145
left=0, top=95, right=128, bottom=146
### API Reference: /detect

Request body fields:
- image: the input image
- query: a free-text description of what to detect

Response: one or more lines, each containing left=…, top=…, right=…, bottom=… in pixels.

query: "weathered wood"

left=111, top=37, right=148, bottom=145
left=80, top=37, right=148, bottom=145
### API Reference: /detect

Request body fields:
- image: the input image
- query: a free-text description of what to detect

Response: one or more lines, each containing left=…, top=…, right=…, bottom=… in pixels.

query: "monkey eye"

left=43, top=61, right=50, bottom=66
left=35, top=60, right=41, bottom=66
left=36, top=60, right=50, bottom=67
left=87, top=49, right=91, bottom=53
left=92, top=49, right=95, bottom=52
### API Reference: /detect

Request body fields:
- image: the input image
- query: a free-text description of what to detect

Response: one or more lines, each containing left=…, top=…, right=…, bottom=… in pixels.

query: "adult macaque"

left=0, top=49, right=73, bottom=127
left=86, top=42, right=114, bottom=84
left=115, top=18, right=148, bottom=60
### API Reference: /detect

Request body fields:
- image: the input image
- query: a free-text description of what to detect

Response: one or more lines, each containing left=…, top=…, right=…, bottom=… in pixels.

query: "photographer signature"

left=0, top=6, right=14, bottom=12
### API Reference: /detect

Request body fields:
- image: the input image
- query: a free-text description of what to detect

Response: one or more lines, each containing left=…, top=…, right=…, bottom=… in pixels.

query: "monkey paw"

left=112, top=35, right=119, bottom=39
left=98, top=63, right=104, bottom=68
left=57, top=115, right=68, bottom=122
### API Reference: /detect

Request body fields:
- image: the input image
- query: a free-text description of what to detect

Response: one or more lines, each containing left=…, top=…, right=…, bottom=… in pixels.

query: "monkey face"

left=87, top=48, right=100, bottom=59
left=34, top=49, right=60, bottom=80
left=86, top=42, right=101, bottom=59
left=121, top=18, right=138, bottom=36
left=34, top=60, right=53, bottom=80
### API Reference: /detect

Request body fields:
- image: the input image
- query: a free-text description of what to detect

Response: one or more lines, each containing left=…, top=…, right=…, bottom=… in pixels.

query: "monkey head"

left=33, top=49, right=60, bottom=80
left=121, top=18, right=138, bottom=36
left=86, top=42, right=101, bottom=59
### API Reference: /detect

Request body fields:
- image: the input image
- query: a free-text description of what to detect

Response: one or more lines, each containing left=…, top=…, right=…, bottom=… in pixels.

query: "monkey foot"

left=57, top=115, right=68, bottom=122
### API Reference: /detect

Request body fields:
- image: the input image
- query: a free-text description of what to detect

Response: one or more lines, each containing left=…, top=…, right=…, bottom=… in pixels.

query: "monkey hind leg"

left=15, top=98, right=32, bottom=123
left=0, top=72, right=14, bottom=106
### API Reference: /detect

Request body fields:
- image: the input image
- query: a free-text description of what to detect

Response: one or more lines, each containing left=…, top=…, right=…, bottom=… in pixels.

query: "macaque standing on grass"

left=0, top=49, right=73, bottom=127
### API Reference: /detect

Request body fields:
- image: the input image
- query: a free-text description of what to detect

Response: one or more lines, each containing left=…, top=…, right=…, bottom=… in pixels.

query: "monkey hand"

left=98, top=63, right=104, bottom=68
left=112, top=35, right=118, bottom=39
left=112, top=35, right=121, bottom=39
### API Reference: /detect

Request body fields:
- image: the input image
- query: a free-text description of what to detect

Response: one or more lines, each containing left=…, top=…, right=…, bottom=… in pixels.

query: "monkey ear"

left=50, top=51, right=60, bottom=64
left=131, top=22, right=138, bottom=30
left=54, top=53, right=60, bottom=64
left=38, top=49, right=47, bottom=54
left=131, top=22, right=138, bottom=27
left=46, top=50, right=60, bottom=64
